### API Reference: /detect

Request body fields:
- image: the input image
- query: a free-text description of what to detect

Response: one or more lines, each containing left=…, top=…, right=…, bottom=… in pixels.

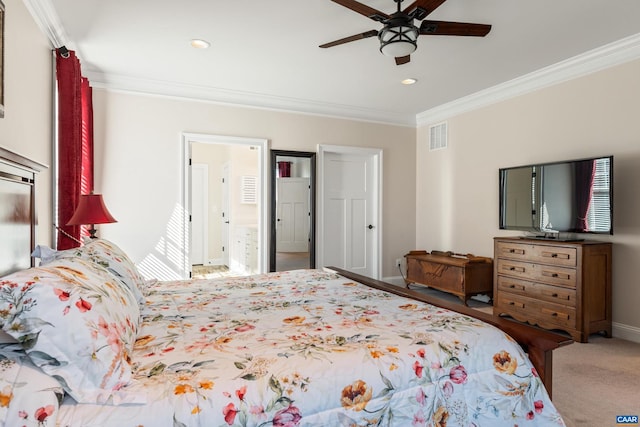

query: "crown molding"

left=22, top=0, right=68, bottom=48
left=85, top=72, right=416, bottom=128
left=416, top=33, right=640, bottom=127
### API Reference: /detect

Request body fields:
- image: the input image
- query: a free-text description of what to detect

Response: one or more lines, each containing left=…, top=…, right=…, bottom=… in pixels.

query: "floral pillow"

left=37, top=239, right=147, bottom=304
left=0, top=348, right=64, bottom=427
left=0, top=258, right=144, bottom=405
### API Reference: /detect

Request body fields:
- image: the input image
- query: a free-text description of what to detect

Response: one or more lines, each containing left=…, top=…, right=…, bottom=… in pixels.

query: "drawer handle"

left=542, top=251, right=570, bottom=260
left=542, top=271, right=570, bottom=280
left=507, top=266, right=525, bottom=273
left=542, top=291, right=570, bottom=301
left=542, top=308, right=570, bottom=320
left=508, top=248, right=525, bottom=255
left=508, top=301, right=525, bottom=309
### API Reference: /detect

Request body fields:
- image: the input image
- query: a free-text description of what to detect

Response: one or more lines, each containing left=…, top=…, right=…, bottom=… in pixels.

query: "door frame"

left=182, top=132, right=269, bottom=279
left=317, top=144, right=383, bottom=279
left=269, top=149, right=316, bottom=272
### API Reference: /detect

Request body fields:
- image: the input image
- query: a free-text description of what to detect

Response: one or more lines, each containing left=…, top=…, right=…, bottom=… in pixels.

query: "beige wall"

left=416, top=58, right=640, bottom=339
left=92, top=90, right=417, bottom=279
left=0, top=0, right=53, bottom=246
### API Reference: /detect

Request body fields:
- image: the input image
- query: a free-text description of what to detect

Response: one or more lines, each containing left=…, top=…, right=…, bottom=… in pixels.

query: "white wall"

left=0, top=0, right=53, bottom=246
left=416, top=58, right=640, bottom=340
left=92, top=90, right=417, bottom=280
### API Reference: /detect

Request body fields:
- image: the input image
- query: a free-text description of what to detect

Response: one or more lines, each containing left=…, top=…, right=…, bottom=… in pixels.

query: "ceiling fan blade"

left=319, top=30, right=379, bottom=48
left=395, top=55, right=411, bottom=65
left=403, top=0, right=447, bottom=20
left=329, top=0, right=389, bottom=22
left=420, top=20, right=492, bottom=36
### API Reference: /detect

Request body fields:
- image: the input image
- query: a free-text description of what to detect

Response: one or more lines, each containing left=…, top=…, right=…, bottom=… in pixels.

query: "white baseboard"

left=612, top=322, right=640, bottom=344
left=382, top=275, right=405, bottom=286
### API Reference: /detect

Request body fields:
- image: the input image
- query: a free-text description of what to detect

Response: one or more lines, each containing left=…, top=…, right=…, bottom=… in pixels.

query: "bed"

left=0, top=149, right=570, bottom=426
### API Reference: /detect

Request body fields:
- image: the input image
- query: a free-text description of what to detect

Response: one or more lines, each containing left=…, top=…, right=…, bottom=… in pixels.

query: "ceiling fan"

left=319, top=0, right=491, bottom=65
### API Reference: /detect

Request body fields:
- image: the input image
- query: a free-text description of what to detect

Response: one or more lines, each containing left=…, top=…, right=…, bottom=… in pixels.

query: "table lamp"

left=67, top=193, right=117, bottom=239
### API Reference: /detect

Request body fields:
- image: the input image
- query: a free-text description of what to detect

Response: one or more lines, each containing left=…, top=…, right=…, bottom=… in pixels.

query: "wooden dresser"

left=493, top=237, right=612, bottom=343
left=405, top=251, right=493, bottom=305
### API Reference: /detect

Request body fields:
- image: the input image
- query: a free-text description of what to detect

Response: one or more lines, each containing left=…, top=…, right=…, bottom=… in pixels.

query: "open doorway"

left=270, top=150, right=316, bottom=272
left=182, top=133, right=268, bottom=279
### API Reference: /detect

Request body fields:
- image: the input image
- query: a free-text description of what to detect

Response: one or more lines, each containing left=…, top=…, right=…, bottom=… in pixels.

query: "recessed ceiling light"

left=401, top=78, right=417, bottom=85
left=190, top=39, right=210, bottom=49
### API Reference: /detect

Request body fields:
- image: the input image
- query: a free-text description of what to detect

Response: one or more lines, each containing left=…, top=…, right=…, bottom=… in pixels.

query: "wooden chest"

left=404, top=251, right=493, bottom=305
left=494, top=237, right=612, bottom=343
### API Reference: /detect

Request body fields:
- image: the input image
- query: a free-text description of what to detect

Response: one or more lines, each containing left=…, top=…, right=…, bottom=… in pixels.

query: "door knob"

left=368, top=224, right=374, bottom=229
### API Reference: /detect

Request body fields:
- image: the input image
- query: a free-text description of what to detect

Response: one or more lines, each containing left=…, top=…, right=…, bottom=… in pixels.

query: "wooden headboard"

left=0, top=147, right=46, bottom=276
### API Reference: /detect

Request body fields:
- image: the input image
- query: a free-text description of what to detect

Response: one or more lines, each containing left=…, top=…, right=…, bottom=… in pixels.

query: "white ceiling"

left=30, top=0, right=640, bottom=126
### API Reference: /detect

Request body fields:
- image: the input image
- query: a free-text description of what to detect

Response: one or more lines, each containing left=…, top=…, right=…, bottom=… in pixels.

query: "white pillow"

left=0, top=258, right=144, bottom=404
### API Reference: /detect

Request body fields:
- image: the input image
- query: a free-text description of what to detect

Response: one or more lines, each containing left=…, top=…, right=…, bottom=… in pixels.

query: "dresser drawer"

left=496, top=241, right=576, bottom=267
left=496, top=259, right=577, bottom=288
left=494, top=237, right=612, bottom=343
left=496, top=276, right=576, bottom=307
left=496, top=293, right=576, bottom=330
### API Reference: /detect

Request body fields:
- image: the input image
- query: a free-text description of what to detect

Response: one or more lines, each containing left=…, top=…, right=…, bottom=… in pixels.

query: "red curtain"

left=81, top=77, right=94, bottom=196
left=574, top=160, right=596, bottom=232
left=56, top=49, right=94, bottom=249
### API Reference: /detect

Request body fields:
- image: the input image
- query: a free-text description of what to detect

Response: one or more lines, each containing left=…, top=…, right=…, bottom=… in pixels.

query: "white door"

left=191, top=163, right=208, bottom=265
left=321, top=149, right=379, bottom=277
left=276, top=177, right=310, bottom=252
left=221, top=163, right=230, bottom=267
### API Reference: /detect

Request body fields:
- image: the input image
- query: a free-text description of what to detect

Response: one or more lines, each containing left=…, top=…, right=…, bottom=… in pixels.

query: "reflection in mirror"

left=270, top=150, right=316, bottom=272
left=499, top=166, right=536, bottom=230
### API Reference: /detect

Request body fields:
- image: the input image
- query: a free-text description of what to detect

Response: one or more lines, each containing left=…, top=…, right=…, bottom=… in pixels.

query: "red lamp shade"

left=67, top=194, right=117, bottom=238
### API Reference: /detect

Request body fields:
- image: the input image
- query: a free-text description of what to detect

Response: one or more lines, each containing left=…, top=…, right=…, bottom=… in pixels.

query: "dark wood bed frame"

left=0, top=147, right=46, bottom=276
left=328, top=267, right=573, bottom=398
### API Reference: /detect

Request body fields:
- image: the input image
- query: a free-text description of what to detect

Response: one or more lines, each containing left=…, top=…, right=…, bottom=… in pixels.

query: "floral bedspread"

left=56, top=269, right=565, bottom=426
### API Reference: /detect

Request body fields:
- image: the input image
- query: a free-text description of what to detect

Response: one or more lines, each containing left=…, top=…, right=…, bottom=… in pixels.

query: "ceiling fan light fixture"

left=378, top=23, right=418, bottom=57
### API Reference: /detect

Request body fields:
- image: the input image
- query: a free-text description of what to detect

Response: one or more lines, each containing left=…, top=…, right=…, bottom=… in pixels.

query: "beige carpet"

left=553, top=335, right=640, bottom=427
left=275, top=251, right=310, bottom=271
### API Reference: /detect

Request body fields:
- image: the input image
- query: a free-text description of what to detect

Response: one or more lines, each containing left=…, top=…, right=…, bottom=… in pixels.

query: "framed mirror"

left=270, top=150, right=316, bottom=272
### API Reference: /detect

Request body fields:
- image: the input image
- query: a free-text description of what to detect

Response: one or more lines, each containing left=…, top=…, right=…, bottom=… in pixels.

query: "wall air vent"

left=241, top=175, right=257, bottom=204
left=429, top=121, right=448, bottom=151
